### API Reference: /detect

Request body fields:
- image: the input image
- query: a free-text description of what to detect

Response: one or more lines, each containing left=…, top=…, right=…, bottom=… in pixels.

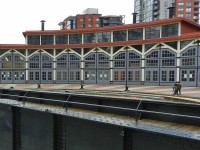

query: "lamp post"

left=156, top=43, right=163, bottom=86
left=193, top=40, right=200, bottom=87
left=125, top=46, right=129, bottom=91
left=94, top=48, right=99, bottom=84
left=10, top=49, right=15, bottom=84
left=66, top=49, right=71, bottom=84
left=38, top=49, right=42, bottom=87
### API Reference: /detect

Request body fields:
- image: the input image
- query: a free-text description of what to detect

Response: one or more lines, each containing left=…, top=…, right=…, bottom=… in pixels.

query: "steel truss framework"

left=0, top=88, right=200, bottom=150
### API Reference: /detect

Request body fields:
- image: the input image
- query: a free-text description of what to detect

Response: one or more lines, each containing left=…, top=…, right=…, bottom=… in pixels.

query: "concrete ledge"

left=164, top=95, right=200, bottom=104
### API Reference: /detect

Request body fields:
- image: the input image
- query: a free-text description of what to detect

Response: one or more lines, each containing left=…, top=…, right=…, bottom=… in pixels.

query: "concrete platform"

left=0, top=84, right=200, bottom=99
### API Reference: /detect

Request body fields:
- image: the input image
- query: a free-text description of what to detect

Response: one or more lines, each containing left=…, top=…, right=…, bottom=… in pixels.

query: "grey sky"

left=0, top=0, right=134, bottom=44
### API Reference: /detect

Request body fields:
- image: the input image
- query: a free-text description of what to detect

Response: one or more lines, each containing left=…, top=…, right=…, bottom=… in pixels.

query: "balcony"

left=154, top=12, right=159, bottom=16
left=154, top=6, right=158, bottom=10
left=193, top=16, right=199, bottom=20
left=154, top=0, right=159, bottom=4
left=194, top=10, right=199, bottom=14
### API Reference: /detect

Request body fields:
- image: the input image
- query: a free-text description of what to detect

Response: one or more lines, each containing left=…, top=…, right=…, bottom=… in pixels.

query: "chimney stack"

left=40, top=20, right=45, bottom=31
left=132, top=12, right=138, bottom=23
left=167, top=3, right=175, bottom=18
left=69, top=19, right=74, bottom=29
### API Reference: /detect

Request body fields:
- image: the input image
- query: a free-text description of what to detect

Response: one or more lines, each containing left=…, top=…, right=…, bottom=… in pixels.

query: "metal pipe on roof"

left=167, top=3, right=175, bottom=18
left=132, top=12, right=138, bottom=24
left=40, top=20, right=45, bottom=31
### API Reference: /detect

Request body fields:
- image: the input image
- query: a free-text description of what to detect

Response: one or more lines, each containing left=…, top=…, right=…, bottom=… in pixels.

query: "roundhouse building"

left=0, top=17, right=200, bottom=87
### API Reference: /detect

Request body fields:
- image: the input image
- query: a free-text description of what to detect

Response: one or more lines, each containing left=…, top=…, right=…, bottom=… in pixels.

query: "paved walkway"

left=0, top=84, right=200, bottom=99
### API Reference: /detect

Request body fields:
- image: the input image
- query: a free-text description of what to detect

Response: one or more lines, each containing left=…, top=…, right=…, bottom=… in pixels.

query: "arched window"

left=1, top=54, right=12, bottom=68
left=181, top=47, right=196, bottom=66
left=162, top=50, right=176, bottom=67
left=146, top=51, right=159, bottom=67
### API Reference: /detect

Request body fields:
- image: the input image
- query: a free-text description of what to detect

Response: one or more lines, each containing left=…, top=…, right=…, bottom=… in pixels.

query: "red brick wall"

left=175, top=0, right=195, bottom=22
left=76, top=14, right=101, bottom=29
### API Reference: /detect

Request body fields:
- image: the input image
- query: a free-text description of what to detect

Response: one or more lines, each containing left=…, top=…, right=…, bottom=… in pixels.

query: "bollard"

left=80, top=84, right=84, bottom=89
left=80, top=81, right=84, bottom=89
left=37, top=83, right=41, bottom=89
left=125, top=85, right=129, bottom=91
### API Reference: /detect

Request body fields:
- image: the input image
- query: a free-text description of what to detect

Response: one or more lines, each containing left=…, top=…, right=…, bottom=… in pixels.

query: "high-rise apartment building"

left=175, top=0, right=200, bottom=24
left=134, top=0, right=200, bottom=24
left=134, top=0, right=174, bottom=23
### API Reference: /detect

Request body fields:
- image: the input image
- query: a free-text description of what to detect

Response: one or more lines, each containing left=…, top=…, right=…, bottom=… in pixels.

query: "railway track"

left=62, top=89, right=200, bottom=104
left=63, top=89, right=165, bottom=101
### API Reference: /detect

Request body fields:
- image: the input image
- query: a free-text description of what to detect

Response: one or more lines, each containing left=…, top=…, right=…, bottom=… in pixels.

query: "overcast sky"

left=0, top=0, right=134, bottom=44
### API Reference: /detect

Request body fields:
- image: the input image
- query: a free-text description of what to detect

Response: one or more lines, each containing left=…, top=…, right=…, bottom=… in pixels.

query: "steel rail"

left=0, top=92, right=200, bottom=121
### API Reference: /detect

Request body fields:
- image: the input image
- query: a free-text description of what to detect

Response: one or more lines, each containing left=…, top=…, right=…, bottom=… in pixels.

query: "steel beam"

left=12, top=107, right=21, bottom=150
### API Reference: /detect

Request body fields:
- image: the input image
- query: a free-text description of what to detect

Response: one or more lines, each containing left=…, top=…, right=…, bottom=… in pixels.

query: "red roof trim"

left=23, top=17, right=200, bottom=36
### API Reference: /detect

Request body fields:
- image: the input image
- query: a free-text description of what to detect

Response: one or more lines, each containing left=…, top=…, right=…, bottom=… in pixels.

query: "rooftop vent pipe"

left=167, top=3, right=175, bottom=18
left=132, top=12, right=138, bottom=24
left=40, top=20, right=45, bottom=31
left=69, top=19, right=74, bottom=29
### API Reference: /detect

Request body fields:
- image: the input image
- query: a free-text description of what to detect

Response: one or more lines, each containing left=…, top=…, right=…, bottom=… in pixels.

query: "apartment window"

left=186, top=2, right=191, bottom=6
left=178, top=2, right=184, bottom=6
left=186, top=14, right=192, bottom=18
left=88, top=18, right=92, bottom=22
left=178, top=14, right=184, bottom=17
left=178, top=8, right=184, bottom=12
left=80, top=18, right=84, bottom=22
left=96, top=18, right=99, bottom=21
left=88, top=24, right=92, bottom=28
left=80, top=24, right=84, bottom=28
left=186, top=8, right=191, bottom=12
left=96, top=24, right=99, bottom=27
